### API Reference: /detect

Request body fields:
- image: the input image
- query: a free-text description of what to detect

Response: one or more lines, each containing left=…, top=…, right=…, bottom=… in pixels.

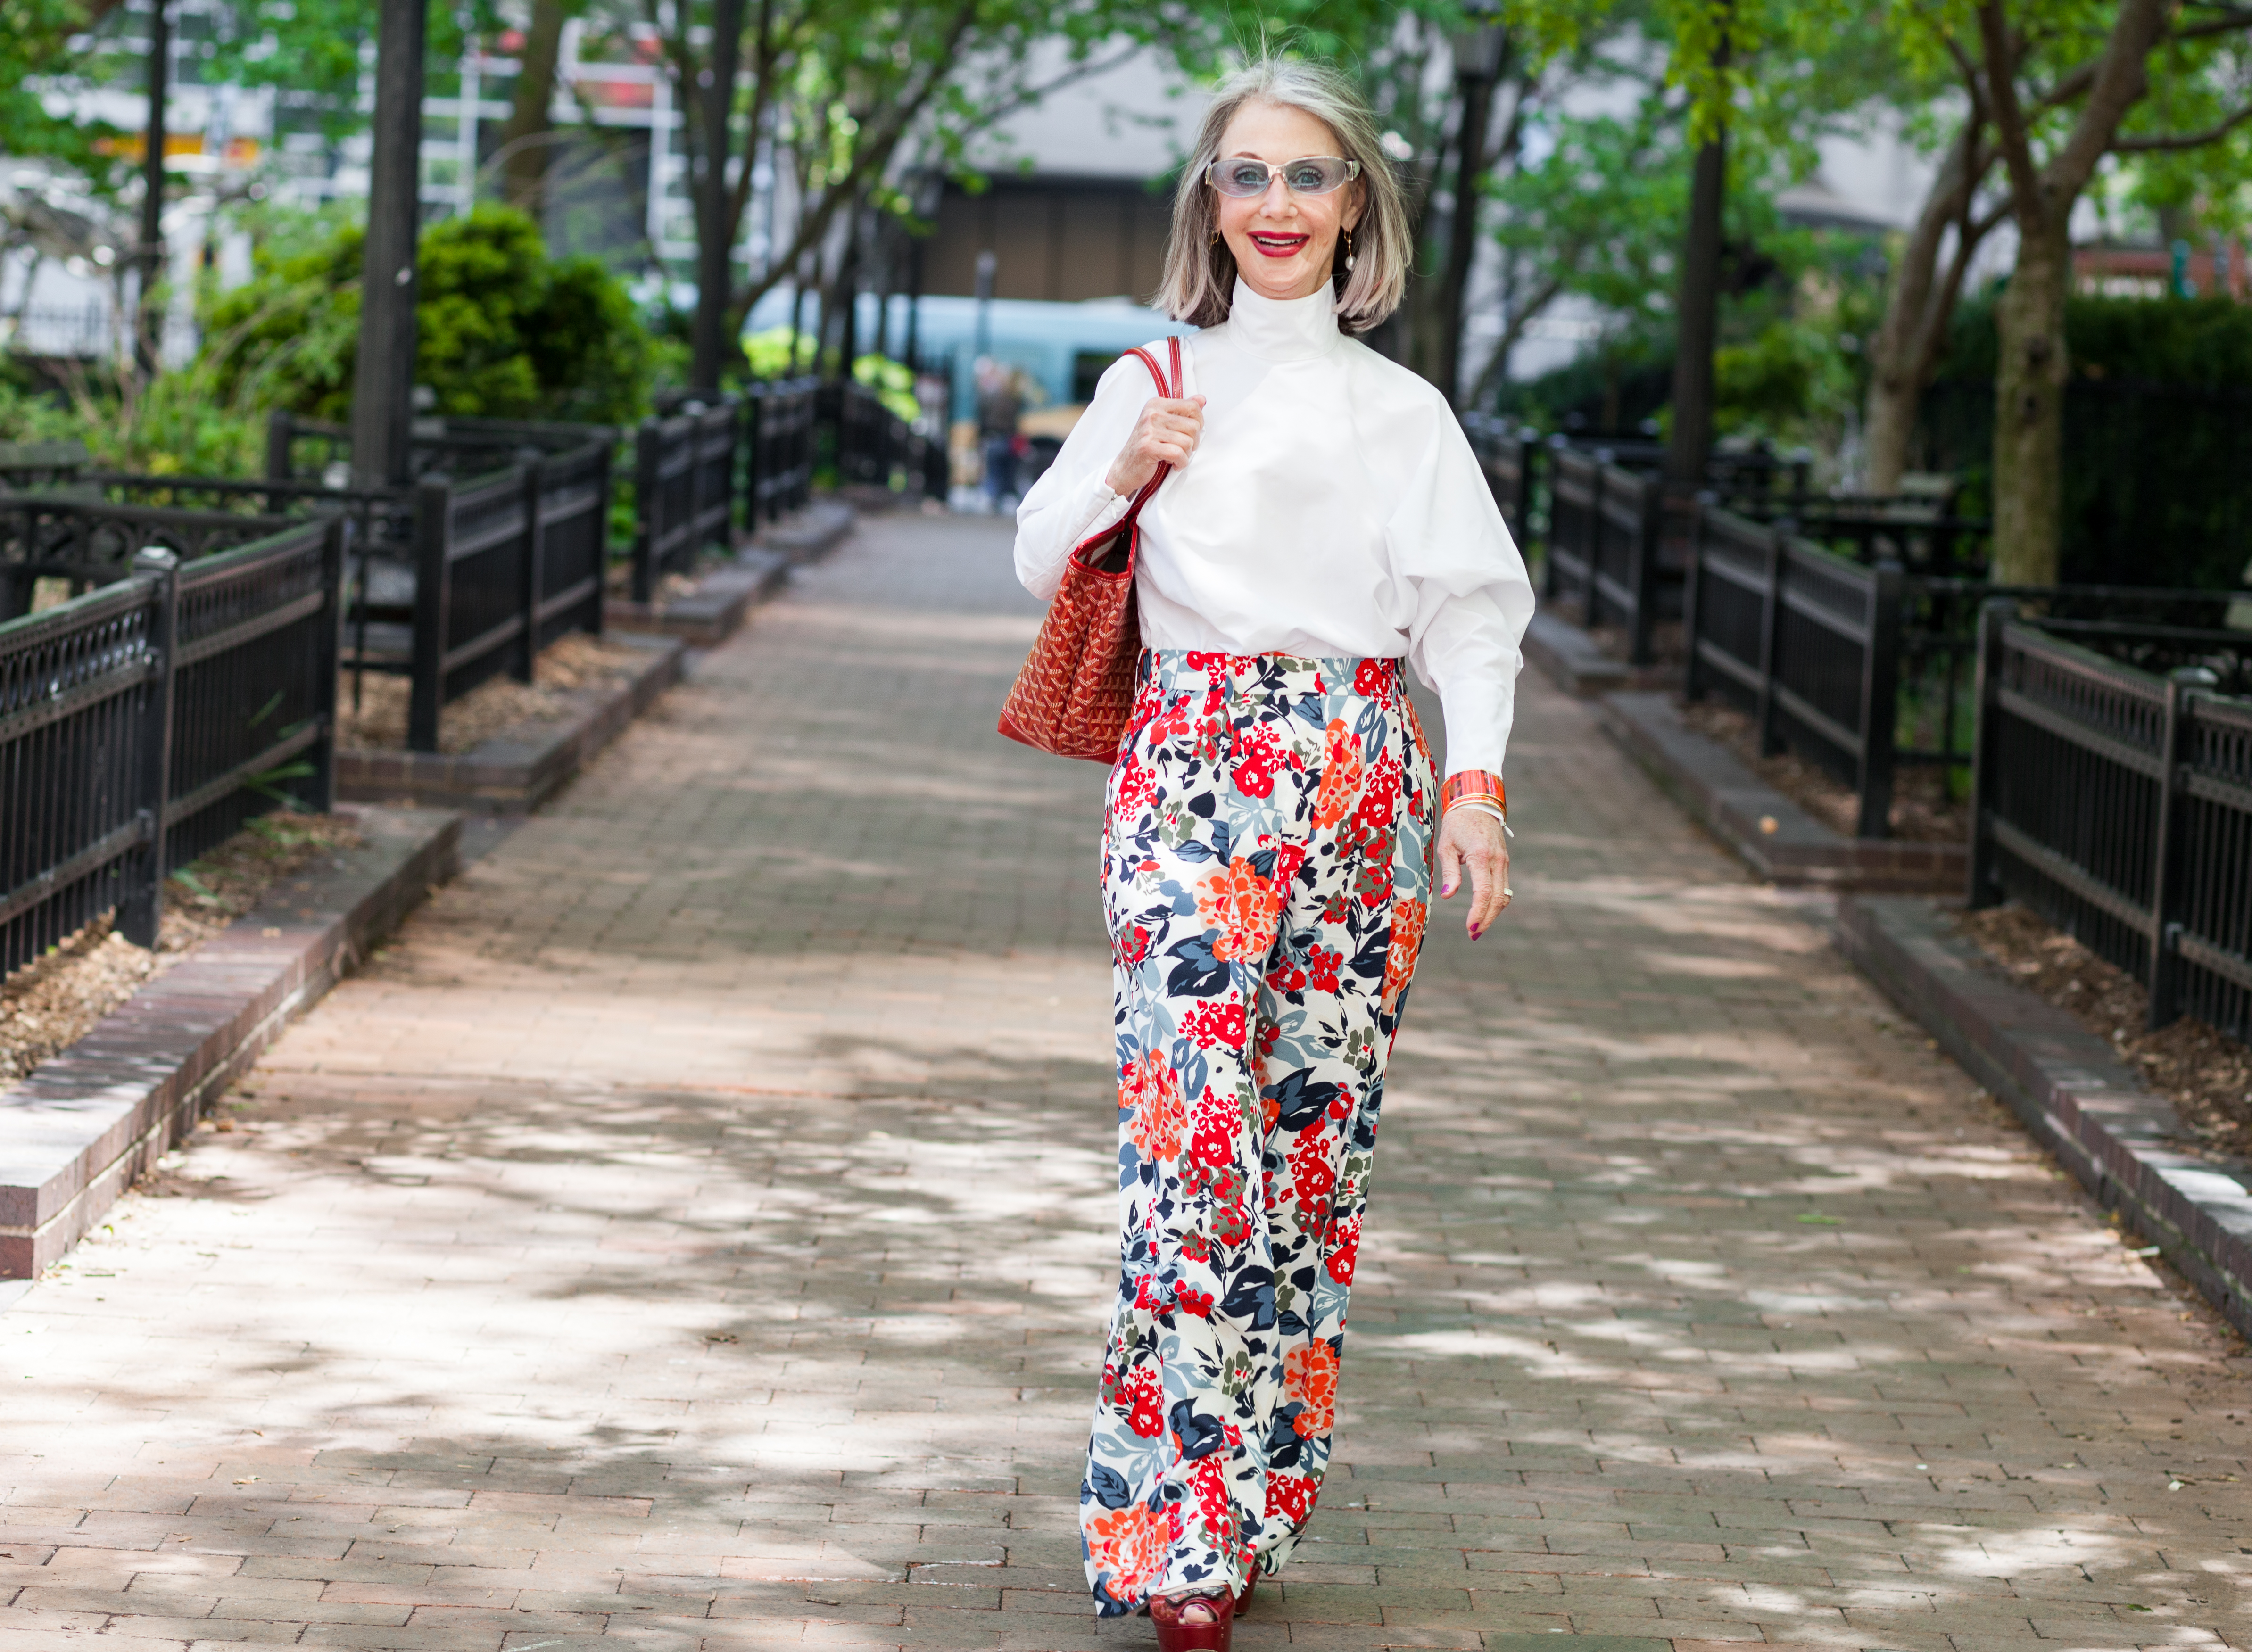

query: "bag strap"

left=1115, top=337, right=1186, bottom=522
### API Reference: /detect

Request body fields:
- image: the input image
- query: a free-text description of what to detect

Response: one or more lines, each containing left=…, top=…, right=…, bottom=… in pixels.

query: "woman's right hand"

left=1105, top=395, right=1207, bottom=497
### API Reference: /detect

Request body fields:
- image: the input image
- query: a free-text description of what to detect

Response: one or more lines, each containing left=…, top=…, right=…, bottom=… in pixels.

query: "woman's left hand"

left=1435, top=809, right=1511, bottom=939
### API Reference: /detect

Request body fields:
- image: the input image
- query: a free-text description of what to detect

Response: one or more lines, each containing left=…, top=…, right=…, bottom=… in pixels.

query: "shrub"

left=202, top=205, right=653, bottom=425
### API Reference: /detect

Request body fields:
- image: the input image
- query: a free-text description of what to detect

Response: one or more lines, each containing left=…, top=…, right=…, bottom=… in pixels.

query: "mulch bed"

left=1957, top=903, right=2252, bottom=1155
left=0, top=813, right=363, bottom=1090
left=1678, top=694, right=1968, bottom=843
left=338, top=632, right=647, bottom=755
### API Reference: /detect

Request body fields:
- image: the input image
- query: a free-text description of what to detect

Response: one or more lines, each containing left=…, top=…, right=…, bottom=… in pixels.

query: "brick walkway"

left=6, top=512, right=2249, bottom=1652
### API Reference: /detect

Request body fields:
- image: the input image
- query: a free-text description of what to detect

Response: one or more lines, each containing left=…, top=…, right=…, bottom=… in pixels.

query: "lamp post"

left=350, top=0, right=427, bottom=490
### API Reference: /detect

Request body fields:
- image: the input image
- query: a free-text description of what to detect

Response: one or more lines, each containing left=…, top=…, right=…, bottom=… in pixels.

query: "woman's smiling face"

left=1213, top=100, right=1364, bottom=305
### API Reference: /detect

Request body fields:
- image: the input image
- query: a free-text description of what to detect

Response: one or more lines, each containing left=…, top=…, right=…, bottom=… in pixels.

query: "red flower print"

left=1305, top=944, right=1343, bottom=994
left=1181, top=1000, right=1248, bottom=1049
left=1179, top=1230, right=1210, bottom=1264
left=1118, top=924, right=1152, bottom=969
left=1212, top=1195, right=1253, bottom=1247
left=1232, top=725, right=1285, bottom=798
left=1134, top=1274, right=1163, bottom=1311
left=1190, top=1458, right=1234, bottom=1546
left=1289, top=1132, right=1336, bottom=1204
left=1310, top=719, right=1365, bottom=831
left=1266, top=1472, right=1317, bottom=1525
left=1086, top=1501, right=1167, bottom=1597
left=1325, top=1212, right=1361, bottom=1284
left=1196, top=856, right=1286, bottom=963
left=1380, top=897, right=1427, bottom=1016
left=1173, top=1282, right=1216, bottom=1318
left=1352, top=658, right=1392, bottom=695
left=1126, top=1371, right=1166, bottom=1438
left=1283, top=1341, right=1340, bottom=1438
left=1122, top=1052, right=1188, bottom=1161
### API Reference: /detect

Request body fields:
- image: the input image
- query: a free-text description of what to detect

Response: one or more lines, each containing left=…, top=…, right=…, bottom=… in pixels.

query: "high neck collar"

left=1225, top=277, right=1341, bottom=362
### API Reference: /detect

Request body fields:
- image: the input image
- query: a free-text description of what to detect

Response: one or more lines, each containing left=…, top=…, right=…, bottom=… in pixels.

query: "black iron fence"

left=1969, top=612, right=2252, bottom=1041
left=1685, top=498, right=2252, bottom=840
left=1543, top=447, right=1675, bottom=662
left=399, top=439, right=613, bottom=750
left=0, top=494, right=298, bottom=620
left=829, top=380, right=945, bottom=505
left=0, top=519, right=341, bottom=978
left=1684, top=507, right=1905, bottom=837
left=746, top=378, right=818, bottom=523
left=632, top=397, right=739, bottom=602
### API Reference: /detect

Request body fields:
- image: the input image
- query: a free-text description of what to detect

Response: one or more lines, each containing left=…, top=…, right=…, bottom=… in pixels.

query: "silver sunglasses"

left=1205, top=156, right=1361, bottom=198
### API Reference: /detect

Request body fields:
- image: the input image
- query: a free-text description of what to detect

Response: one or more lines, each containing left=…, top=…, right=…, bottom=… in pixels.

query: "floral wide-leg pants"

left=1080, top=650, right=1438, bottom=1616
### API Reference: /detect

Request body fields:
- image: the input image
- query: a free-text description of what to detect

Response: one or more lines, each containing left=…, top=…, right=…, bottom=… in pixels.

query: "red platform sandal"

left=1149, top=1588, right=1235, bottom=1652
left=1234, top=1574, right=1257, bottom=1614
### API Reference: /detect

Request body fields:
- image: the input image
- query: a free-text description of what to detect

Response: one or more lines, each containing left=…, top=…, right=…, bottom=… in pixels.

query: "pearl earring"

left=1344, top=228, right=1356, bottom=271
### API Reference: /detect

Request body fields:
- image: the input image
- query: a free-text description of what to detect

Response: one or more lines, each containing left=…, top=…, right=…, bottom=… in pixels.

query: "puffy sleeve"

left=1013, top=345, right=1170, bottom=601
left=1384, top=398, right=1536, bottom=779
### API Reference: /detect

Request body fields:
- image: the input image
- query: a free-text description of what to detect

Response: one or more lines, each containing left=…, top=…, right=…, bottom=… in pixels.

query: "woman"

left=1014, top=57, right=1533, bottom=1651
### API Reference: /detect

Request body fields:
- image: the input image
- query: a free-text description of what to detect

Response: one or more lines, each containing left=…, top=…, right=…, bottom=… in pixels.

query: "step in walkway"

left=4, top=512, right=2248, bottom=1651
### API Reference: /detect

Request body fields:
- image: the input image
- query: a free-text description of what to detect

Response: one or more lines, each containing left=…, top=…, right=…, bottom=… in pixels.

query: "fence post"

left=1855, top=559, right=1904, bottom=841
left=117, top=547, right=178, bottom=948
left=1682, top=493, right=1711, bottom=703
left=301, top=517, right=345, bottom=812
left=265, top=409, right=294, bottom=482
left=1964, top=599, right=2018, bottom=909
left=630, top=418, right=661, bottom=604
left=516, top=457, right=545, bottom=683
left=1541, top=436, right=1565, bottom=604
left=720, top=399, right=742, bottom=548
left=1753, top=526, right=1786, bottom=757
left=1626, top=476, right=1668, bottom=667
left=407, top=479, right=451, bottom=754
left=2146, top=664, right=2220, bottom=1030
left=589, top=441, right=614, bottom=637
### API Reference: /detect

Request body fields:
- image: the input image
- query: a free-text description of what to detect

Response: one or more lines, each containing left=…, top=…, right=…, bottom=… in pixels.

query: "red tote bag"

left=997, top=338, right=1182, bottom=763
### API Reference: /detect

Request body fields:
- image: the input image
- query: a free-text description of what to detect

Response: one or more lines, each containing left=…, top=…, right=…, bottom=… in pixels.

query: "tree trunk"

left=1990, top=216, right=2069, bottom=584
left=1664, top=131, right=1726, bottom=486
left=497, top=0, right=567, bottom=220
left=135, top=0, right=167, bottom=378
left=689, top=0, right=746, bottom=390
left=1416, top=39, right=1504, bottom=405
left=1862, top=124, right=1983, bottom=493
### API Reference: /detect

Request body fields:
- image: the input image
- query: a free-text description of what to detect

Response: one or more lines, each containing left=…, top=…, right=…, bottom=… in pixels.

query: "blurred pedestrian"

left=1013, top=56, right=1532, bottom=1652
left=976, top=358, right=1024, bottom=512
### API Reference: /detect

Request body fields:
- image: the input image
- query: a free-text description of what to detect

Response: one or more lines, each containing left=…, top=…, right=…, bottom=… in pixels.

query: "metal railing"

left=1683, top=507, right=1904, bottom=837
left=746, top=378, right=818, bottom=523
left=834, top=380, right=946, bottom=504
left=1969, top=612, right=2252, bottom=1041
left=402, top=439, right=614, bottom=751
left=1686, top=497, right=2252, bottom=841
left=632, top=397, right=738, bottom=603
left=0, top=494, right=300, bottom=620
left=1545, top=446, right=1672, bottom=663
left=0, top=520, right=342, bottom=979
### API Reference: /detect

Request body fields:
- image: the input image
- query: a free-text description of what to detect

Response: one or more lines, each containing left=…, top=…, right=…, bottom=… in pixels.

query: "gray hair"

left=1155, top=58, right=1410, bottom=334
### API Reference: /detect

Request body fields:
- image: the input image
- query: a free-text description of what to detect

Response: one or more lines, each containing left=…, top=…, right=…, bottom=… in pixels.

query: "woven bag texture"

left=998, top=340, right=1179, bottom=764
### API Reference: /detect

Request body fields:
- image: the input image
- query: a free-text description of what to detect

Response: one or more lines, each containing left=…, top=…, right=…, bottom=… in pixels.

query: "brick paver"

left=5, top=512, right=2249, bottom=1652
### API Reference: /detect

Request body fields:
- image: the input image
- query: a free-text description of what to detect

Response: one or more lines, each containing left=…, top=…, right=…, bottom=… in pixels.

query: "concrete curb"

left=605, top=548, right=790, bottom=647
left=1598, top=690, right=1967, bottom=893
left=0, top=806, right=462, bottom=1279
left=338, top=632, right=684, bottom=815
left=1835, top=895, right=2252, bottom=1337
left=1521, top=610, right=1672, bottom=698
left=755, top=500, right=855, bottom=565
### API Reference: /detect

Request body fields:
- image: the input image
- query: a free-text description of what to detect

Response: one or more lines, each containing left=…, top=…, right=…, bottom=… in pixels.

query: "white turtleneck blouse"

left=1013, top=280, right=1535, bottom=779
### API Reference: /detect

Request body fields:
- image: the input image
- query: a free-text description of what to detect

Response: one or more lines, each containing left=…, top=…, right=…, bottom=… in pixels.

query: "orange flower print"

left=1196, top=855, right=1286, bottom=963
left=1283, top=1340, right=1340, bottom=1438
left=1379, top=897, right=1427, bottom=1016
left=1309, top=719, right=1364, bottom=830
left=1121, top=1051, right=1187, bottom=1161
left=1085, top=1501, right=1167, bottom=1600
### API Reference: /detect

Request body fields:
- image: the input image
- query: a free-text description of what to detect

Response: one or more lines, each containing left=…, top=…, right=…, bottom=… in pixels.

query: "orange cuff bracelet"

left=1441, top=770, right=1506, bottom=816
